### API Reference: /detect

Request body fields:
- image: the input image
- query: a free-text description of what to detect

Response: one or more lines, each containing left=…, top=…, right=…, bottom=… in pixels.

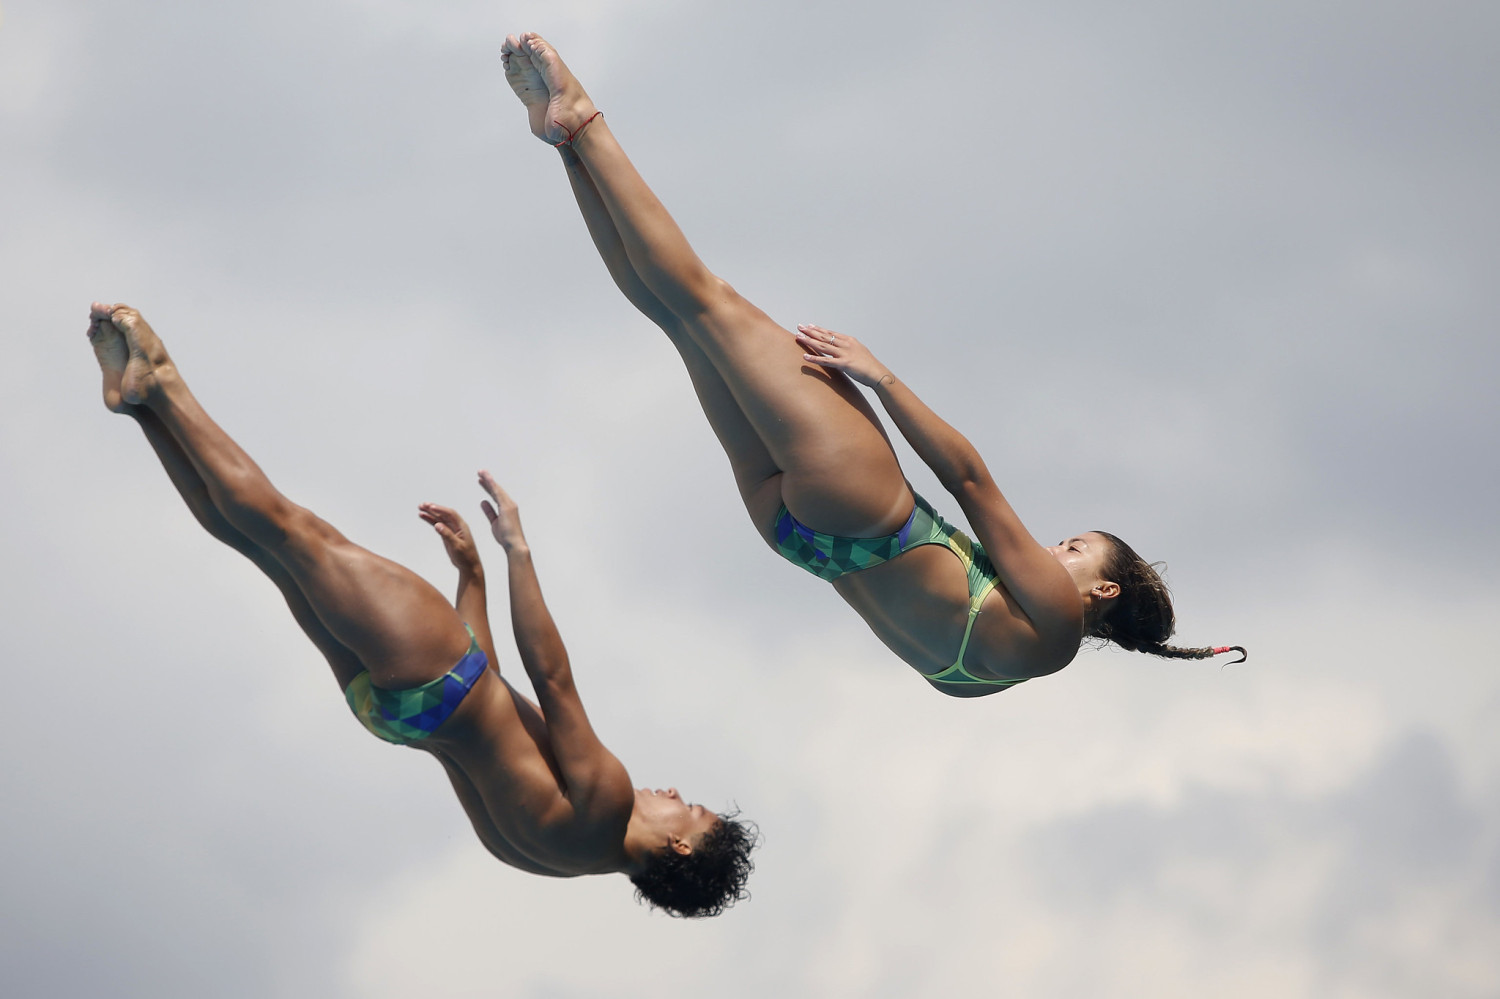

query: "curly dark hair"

left=1091, top=532, right=1245, bottom=663
left=630, top=810, right=758, bottom=918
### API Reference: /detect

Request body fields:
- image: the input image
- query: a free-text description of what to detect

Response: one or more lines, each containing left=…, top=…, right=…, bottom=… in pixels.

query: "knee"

left=279, top=504, right=345, bottom=550
left=221, top=490, right=306, bottom=548
left=700, top=279, right=769, bottom=330
left=664, top=269, right=739, bottom=318
left=701, top=274, right=743, bottom=310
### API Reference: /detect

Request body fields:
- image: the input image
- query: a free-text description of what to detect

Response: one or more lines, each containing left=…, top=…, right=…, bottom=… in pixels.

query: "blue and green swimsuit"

left=344, top=625, right=488, bottom=745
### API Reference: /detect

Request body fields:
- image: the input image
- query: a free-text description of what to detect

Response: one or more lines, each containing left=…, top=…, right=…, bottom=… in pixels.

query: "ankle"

left=138, top=361, right=181, bottom=403
left=553, top=108, right=603, bottom=148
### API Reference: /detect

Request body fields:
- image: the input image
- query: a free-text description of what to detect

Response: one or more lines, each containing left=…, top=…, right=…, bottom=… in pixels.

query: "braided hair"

left=1090, top=532, right=1246, bottom=663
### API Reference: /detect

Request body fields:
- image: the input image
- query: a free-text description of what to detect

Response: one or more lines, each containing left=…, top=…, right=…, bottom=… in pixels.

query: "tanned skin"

left=503, top=33, right=1124, bottom=695
left=88, top=303, right=717, bottom=877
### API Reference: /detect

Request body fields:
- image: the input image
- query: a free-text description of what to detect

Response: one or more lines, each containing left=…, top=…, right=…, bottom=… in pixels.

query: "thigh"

left=268, top=507, right=472, bottom=690
left=244, top=548, right=369, bottom=691
left=660, top=321, right=787, bottom=536
left=685, top=293, right=912, bottom=537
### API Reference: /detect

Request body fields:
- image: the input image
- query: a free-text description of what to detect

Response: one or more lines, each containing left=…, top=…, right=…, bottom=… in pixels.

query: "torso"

left=416, top=670, right=633, bottom=876
left=831, top=542, right=1078, bottom=694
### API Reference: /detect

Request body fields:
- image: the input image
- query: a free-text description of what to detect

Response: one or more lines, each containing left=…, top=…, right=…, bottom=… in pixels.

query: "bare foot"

left=101, top=303, right=173, bottom=405
left=501, top=32, right=597, bottom=145
left=87, top=303, right=131, bottom=413
left=501, top=34, right=553, bottom=143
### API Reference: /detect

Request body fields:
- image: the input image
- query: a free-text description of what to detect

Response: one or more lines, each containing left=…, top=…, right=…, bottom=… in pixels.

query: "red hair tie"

left=1213, top=645, right=1248, bottom=664
left=553, top=110, right=604, bottom=148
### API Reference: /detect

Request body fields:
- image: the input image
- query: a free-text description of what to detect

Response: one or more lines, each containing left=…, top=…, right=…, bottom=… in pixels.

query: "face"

left=635, top=787, right=720, bottom=854
left=1045, top=532, right=1116, bottom=597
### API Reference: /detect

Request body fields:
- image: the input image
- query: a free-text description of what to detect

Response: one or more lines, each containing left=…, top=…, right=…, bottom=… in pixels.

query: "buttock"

left=770, top=494, right=955, bottom=582
left=344, top=626, right=487, bottom=745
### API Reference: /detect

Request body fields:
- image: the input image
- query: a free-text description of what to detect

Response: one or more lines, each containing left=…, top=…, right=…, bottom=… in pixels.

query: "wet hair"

left=1090, top=532, right=1246, bottom=663
left=630, top=810, right=758, bottom=919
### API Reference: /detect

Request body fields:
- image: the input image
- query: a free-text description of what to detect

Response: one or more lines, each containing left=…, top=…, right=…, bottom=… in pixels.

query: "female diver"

left=501, top=33, right=1243, bottom=697
left=87, top=303, right=754, bottom=917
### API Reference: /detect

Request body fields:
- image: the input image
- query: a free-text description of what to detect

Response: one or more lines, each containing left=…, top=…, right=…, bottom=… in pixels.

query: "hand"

left=478, top=471, right=528, bottom=552
left=793, top=324, right=893, bottom=389
left=418, top=503, right=482, bottom=574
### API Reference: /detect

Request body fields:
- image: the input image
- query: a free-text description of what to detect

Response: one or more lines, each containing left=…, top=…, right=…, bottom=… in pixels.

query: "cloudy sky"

left=3, top=1, right=1497, bottom=995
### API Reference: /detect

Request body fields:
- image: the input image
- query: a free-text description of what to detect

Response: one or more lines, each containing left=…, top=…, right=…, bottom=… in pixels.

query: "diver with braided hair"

left=502, top=33, right=1243, bottom=695
left=87, top=302, right=755, bottom=917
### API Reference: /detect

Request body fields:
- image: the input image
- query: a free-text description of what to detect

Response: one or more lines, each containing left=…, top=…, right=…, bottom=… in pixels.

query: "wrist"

left=503, top=542, right=533, bottom=560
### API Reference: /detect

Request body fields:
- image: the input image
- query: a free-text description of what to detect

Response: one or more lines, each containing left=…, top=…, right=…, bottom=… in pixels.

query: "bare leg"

left=127, top=405, right=366, bottom=690
left=96, top=303, right=470, bottom=690
left=91, top=313, right=353, bottom=677
left=559, top=147, right=785, bottom=537
left=507, top=34, right=910, bottom=537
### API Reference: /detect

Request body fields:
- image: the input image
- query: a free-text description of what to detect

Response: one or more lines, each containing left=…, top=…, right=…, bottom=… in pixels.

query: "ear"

left=669, top=836, right=693, bottom=857
left=1093, top=581, right=1121, bottom=601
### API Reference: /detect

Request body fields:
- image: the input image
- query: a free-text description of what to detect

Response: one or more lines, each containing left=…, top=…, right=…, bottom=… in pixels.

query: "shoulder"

left=566, top=752, right=635, bottom=821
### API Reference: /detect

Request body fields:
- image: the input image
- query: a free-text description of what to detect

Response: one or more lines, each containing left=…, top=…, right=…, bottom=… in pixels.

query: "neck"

left=1079, top=591, right=1106, bottom=637
left=618, top=807, right=665, bottom=876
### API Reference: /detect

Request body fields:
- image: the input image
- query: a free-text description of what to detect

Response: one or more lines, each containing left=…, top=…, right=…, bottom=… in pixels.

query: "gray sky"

left=3, top=1, right=1498, bottom=996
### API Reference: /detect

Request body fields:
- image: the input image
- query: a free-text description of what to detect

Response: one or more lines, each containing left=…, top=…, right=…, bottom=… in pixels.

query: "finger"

left=802, top=324, right=843, bottom=347
left=481, top=499, right=498, bottom=524
left=799, top=323, right=837, bottom=338
left=418, top=510, right=438, bottom=525
left=794, top=332, right=831, bottom=355
left=483, top=477, right=515, bottom=506
left=802, top=353, right=841, bottom=368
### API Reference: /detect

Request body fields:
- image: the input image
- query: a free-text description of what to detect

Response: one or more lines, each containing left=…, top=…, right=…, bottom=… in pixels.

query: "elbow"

left=539, top=661, right=577, bottom=697
left=952, top=467, right=995, bottom=499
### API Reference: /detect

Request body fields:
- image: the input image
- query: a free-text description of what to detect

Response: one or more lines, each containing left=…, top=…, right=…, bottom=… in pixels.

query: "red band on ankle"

left=553, top=110, right=604, bottom=148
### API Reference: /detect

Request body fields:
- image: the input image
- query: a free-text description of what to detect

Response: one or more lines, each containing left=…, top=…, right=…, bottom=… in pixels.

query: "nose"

left=667, top=788, right=680, bottom=799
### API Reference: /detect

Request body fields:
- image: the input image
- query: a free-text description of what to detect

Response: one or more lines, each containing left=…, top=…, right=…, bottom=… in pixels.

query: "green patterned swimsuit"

left=344, top=624, right=488, bottom=744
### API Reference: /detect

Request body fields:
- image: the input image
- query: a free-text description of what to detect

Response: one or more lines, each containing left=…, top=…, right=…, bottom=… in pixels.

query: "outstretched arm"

left=418, top=503, right=501, bottom=672
left=795, top=325, right=1082, bottom=645
left=477, top=472, right=623, bottom=802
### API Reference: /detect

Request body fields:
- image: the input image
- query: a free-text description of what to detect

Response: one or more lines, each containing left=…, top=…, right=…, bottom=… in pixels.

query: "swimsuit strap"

left=922, top=576, right=1015, bottom=685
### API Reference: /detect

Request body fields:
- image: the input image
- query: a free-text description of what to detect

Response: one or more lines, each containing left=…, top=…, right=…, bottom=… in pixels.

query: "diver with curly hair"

left=86, top=303, right=755, bottom=917
left=502, top=33, right=1243, bottom=696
